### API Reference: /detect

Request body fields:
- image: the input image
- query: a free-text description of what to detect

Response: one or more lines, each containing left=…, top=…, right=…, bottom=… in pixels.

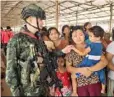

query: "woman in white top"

left=106, top=28, right=114, bottom=96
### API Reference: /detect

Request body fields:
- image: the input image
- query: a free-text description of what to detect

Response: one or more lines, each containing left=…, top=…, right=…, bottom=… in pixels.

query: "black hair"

left=84, top=22, right=91, bottom=31
left=40, top=31, right=48, bottom=38
left=89, top=26, right=104, bottom=38
left=69, top=25, right=84, bottom=44
left=70, top=25, right=74, bottom=32
left=62, top=25, right=70, bottom=36
left=1, top=27, right=3, bottom=30
left=57, top=55, right=65, bottom=61
left=57, top=54, right=65, bottom=58
left=6, top=26, right=11, bottom=30
left=72, top=26, right=84, bottom=32
left=47, top=27, right=60, bottom=37
left=42, top=26, right=47, bottom=32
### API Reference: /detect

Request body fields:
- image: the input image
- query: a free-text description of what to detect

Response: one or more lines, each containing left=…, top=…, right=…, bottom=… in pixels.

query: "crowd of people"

left=1, top=4, right=114, bottom=96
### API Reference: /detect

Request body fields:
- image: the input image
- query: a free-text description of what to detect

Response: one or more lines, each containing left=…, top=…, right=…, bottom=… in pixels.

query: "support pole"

left=56, top=0, right=59, bottom=29
left=76, top=12, right=78, bottom=25
left=76, top=5, right=79, bottom=25
left=109, top=3, right=113, bottom=33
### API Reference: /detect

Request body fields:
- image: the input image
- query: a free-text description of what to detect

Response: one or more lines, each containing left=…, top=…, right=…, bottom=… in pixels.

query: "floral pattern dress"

left=55, top=71, right=72, bottom=96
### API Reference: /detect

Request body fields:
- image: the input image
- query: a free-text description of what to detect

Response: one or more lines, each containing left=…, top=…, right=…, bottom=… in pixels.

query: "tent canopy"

left=1, top=0, right=114, bottom=30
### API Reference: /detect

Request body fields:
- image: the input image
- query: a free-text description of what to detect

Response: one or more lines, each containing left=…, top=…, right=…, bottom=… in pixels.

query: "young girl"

left=54, top=56, right=72, bottom=96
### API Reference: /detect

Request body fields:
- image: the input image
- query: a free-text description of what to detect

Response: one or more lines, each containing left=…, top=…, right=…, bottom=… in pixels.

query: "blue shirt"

left=87, top=42, right=103, bottom=57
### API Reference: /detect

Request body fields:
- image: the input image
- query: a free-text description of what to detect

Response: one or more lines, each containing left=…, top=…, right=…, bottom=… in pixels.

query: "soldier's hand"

left=62, top=45, right=74, bottom=53
left=37, top=56, right=43, bottom=64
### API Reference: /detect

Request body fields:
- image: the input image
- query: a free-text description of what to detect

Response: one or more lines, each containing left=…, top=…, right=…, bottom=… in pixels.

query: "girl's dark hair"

left=69, top=25, right=84, bottom=44
left=62, top=25, right=70, bottom=36
left=84, top=22, right=91, bottom=31
left=57, top=54, right=65, bottom=58
left=112, top=27, right=114, bottom=40
left=47, top=27, right=60, bottom=37
left=40, top=27, right=48, bottom=37
left=40, top=31, right=48, bottom=38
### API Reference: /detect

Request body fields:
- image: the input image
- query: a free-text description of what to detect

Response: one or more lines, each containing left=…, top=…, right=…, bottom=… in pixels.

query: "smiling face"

left=49, top=29, right=60, bottom=41
left=72, top=29, right=85, bottom=45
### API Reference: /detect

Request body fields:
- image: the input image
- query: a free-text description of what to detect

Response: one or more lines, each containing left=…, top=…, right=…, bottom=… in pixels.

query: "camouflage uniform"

left=5, top=4, right=64, bottom=96
left=5, top=31, right=48, bottom=96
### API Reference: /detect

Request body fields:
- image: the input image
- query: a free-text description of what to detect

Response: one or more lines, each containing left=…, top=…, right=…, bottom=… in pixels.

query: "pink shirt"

left=1, top=30, right=14, bottom=44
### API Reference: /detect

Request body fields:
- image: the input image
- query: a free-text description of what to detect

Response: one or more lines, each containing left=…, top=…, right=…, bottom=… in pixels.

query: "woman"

left=102, top=33, right=112, bottom=52
left=61, top=25, right=70, bottom=44
left=106, top=28, right=114, bottom=96
left=83, top=22, right=92, bottom=43
left=65, top=26, right=107, bottom=96
left=48, top=27, right=69, bottom=50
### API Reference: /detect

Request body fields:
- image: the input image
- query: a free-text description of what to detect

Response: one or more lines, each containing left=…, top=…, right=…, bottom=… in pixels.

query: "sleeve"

left=5, top=38, right=19, bottom=96
left=65, top=52, right=73, bottom=66
left=53, top=50, right=65, bottom=57
left=106, top=42, right=114, bottom=54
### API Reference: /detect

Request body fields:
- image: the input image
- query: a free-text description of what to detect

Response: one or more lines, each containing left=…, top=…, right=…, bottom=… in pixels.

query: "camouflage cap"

left=21, top=4, right=46, bottom=20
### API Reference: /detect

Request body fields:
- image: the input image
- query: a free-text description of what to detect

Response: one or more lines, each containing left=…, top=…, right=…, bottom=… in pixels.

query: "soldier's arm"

left=53, top=45, right=75, bottom=56
left=53, top=50, right=64, bottom=56
left=5, top=38, right=20, bottom=96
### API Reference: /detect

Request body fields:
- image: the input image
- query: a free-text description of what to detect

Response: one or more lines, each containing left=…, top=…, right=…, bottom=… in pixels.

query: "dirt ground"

left=1, top=78, right=11, bottom=96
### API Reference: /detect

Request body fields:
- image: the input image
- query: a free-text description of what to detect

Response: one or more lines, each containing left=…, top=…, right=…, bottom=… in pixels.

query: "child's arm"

left=71, top=73, right=78, bottom=96
left=72, top=47, right=91, bottom=56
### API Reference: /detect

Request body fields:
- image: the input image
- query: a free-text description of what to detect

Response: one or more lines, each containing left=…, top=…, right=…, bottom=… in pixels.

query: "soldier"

left=5, top=4, right=51, bottom=96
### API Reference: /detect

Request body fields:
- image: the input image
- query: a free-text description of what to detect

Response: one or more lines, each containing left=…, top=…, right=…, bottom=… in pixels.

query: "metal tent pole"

left=56, top=0, right=59, bottom=29
left=109, top=3, right=113, bottom=33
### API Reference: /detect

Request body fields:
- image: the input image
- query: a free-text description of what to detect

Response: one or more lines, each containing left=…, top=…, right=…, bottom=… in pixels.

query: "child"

left=54, top=56, right=72, bottom=96
left=71, top=26, right=106, bottom=96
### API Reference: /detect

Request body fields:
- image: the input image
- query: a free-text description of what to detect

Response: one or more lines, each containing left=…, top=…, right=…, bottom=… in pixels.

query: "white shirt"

left=106, top=41, right=114, bottom=80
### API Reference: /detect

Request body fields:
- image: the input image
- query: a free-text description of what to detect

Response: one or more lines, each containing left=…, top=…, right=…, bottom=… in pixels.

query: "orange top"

left=56, top=39, right=69, bottom=50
